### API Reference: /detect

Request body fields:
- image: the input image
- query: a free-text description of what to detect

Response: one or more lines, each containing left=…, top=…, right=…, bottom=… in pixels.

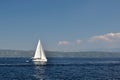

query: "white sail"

left=40, top=44, right=47, bottom=61
left=34, top=40, right=41, bottom=58
left=33, top=40, right=47, bottom=62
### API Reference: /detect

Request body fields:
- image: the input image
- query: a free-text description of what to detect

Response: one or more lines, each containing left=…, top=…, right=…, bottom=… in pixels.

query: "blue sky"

left=0, top=0, right=120, bottom=51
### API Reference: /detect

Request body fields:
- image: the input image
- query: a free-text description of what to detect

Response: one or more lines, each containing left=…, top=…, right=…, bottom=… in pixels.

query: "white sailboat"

left=32, top=40, right=47, bottom=62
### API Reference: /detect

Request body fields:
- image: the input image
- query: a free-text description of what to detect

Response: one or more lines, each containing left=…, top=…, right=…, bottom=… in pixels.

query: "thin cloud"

left=89, top=32, right=120, bottom=42
left=89, top=35, right=112, bottom=42
left=58, top=41, right=69, bottom=46
left=56, top=32, right=120, bottom=51
left=76, top=40, right=82, bottom=44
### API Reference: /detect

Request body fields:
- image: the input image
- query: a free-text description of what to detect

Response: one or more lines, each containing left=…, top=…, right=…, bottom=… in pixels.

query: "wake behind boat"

left=32, top=40, right=47, bottom=62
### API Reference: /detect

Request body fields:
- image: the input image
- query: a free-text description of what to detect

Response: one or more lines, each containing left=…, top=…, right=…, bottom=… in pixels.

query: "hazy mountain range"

left=0, top=49, right=120, bottom=58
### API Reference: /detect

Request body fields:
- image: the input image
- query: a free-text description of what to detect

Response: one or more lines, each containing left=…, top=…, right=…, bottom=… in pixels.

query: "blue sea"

left=0, top=58, right=120, bottom=80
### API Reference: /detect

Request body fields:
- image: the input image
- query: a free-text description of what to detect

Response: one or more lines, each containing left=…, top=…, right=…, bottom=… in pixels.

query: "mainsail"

left=33, top=40, right=47, bottom=62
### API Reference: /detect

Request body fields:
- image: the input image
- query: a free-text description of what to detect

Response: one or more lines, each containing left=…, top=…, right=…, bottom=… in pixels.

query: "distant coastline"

left=0, top=49, right=120, bottom=58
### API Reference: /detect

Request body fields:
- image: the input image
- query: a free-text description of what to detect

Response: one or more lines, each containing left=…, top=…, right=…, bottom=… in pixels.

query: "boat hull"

left=32, top=58, right=47, bottom=62
left=32, top=59, right=47, bottom=62
left=32, top=59, right=47, bottom=65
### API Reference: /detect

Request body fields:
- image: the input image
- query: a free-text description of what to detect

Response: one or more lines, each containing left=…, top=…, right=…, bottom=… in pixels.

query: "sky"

left=0, top=0, right=120, bottom=51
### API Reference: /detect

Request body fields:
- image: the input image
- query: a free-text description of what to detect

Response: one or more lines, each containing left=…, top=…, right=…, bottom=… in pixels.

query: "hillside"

left=0, top=50, right=120, bottom=58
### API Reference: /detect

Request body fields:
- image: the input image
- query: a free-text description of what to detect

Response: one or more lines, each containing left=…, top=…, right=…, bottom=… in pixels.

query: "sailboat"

left=32, top=40, right=47, bottom=62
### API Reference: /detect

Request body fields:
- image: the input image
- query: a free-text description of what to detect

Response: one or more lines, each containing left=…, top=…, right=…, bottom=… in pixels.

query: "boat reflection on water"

left=32, top=61, right=48, bottom=80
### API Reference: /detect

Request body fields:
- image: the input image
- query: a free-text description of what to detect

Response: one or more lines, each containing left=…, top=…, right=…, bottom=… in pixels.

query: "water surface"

left=0, top=58, right=120, bottom=80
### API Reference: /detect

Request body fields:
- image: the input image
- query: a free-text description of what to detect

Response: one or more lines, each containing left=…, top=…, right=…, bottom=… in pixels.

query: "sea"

left=0, top=57, right=120, bottom=80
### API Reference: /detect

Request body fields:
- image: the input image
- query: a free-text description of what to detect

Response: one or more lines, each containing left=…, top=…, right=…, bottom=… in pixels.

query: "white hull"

left=32, top=59, right=47, bottom=65
left=32, top=58, right=47, bottom=62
